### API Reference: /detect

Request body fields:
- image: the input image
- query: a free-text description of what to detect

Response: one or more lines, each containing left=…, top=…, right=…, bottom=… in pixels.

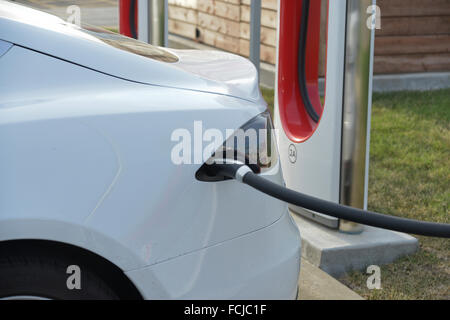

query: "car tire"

left=0, top=246, right=120, bottom=300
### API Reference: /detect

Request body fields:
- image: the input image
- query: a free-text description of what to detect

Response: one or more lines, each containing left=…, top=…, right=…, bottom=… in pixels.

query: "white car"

left=0, top=1, right=301, bottom=299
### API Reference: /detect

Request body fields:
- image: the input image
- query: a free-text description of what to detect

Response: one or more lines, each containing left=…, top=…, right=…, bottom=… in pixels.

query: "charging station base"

left=291, top=211, right=419, bottom=277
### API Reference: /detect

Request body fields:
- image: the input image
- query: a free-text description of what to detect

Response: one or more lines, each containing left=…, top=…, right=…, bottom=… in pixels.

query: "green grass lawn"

left=261, top=88, right=450, bottom=300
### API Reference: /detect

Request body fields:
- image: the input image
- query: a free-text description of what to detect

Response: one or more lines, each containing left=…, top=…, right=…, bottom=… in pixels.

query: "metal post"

left=138, top=0, right=168, bottom=46
left=249, top=0, right=261, bottom=74
left=339, top=0, right=374, bottom=233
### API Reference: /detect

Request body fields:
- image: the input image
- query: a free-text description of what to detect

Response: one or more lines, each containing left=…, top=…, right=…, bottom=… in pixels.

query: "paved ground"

left=298, top=260, right=363, bottom=300
left=12, top=0, right=118, bottom=27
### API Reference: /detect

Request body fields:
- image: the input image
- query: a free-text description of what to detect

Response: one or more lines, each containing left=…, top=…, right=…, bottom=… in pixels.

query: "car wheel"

left=0, top=248, right=120, bottom=300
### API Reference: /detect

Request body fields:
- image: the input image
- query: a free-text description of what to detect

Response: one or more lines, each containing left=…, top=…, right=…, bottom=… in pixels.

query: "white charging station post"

left=274, top=0, right=419, bottom=276
left=275, top=0, right=371, bottom=233
left=137, top=0, right=168, bottom=46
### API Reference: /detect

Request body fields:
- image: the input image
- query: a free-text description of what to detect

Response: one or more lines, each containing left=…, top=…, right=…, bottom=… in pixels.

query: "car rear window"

left=78, top=24, right=178, bottom=63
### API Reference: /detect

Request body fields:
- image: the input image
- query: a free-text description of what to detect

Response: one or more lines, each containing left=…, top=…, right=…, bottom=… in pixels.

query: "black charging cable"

left=212, top=163, right=450, bottom=238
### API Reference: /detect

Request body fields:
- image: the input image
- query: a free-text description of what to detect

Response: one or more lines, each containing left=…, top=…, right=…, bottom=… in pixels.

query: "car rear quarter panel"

left=0, top=46, right=284, bottom=272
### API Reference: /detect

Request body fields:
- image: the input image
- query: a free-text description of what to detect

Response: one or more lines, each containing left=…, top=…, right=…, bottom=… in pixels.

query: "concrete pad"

left=292, top=213, right=419, bottom=277
left=298, top=260, right=363, bottom=300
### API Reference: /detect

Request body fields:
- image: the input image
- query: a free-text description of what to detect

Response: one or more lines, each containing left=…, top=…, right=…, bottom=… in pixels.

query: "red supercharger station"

left=274, top=0, right=375, bottom=233
left=275, top=0, right=418, bottom=276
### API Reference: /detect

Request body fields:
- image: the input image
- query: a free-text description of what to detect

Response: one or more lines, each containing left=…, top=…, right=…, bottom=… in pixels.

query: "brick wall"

left=168, top=0, right=278, bottom=64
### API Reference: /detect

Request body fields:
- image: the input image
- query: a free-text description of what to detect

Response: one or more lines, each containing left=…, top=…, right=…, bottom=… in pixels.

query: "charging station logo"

left=288, top=144, right=297, bottom=163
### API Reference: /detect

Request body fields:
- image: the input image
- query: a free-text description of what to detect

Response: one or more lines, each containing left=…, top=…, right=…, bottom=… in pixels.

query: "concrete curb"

left=298, top=259, right=364, bottom=300
left=293, top=213, right=418, bottom=277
